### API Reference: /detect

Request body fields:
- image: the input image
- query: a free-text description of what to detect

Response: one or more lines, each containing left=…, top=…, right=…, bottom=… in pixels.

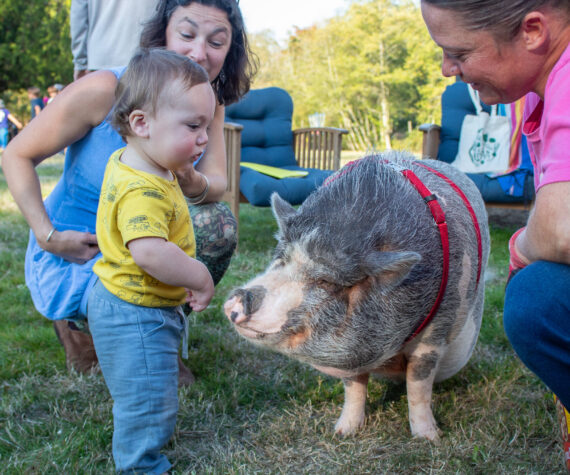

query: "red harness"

left=403, top=163, right=483, bottom=342
left=324, top=160, right=483, bottom=343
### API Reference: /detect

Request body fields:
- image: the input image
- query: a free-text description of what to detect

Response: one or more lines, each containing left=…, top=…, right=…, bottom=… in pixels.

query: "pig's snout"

left=224, top=286, right=267, bottom=325
left=224, top=296, right=246, bottom=324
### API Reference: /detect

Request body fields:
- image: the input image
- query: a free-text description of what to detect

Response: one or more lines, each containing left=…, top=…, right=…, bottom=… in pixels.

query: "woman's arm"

left=516, top=181, right=570, bottom=264
left=7, top=113, right=22, bottom=130
left=1, top=70, right=117, bottom=263
left=176, top=102, right=228, bottom=202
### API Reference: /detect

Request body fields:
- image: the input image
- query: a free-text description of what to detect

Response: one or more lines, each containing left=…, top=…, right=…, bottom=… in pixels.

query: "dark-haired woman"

left=2, top=0, right=256, bottom=380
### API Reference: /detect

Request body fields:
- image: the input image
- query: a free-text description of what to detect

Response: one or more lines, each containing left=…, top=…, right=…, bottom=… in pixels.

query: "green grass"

left=0, top=154, right=565, bottom=473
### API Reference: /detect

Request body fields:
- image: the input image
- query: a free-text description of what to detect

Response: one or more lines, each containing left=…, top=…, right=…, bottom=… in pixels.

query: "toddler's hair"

left=112, top=48, right=209, bottom=139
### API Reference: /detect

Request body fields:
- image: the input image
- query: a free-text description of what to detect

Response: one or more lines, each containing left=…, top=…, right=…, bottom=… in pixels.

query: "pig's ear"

left=271, top=193, right=296, bottom=233
left=362, top=251, right=421, bottom=290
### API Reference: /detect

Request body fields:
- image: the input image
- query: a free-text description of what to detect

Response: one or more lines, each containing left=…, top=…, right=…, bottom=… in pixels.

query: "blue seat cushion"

left=438, top=80, right=534, bottom=204
left=226, top=87, right=298, bottom=168
left=240, top=166, right=333, bottom=207
left=465, top=172, right=534, bottom=204
left=226, top=87, right=334, bottom=206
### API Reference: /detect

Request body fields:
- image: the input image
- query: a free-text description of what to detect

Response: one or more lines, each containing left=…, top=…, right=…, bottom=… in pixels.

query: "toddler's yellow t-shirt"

left=94, top=149, right=195, bottom=307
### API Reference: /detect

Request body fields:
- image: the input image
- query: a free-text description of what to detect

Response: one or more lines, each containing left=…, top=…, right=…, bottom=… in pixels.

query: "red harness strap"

left=401, top=168, right=450, bottom=343
left=324, top=159, right=483, bottom=343
left=403, top=163, right=483, bottom=343
left=415, top=163, right=483, bottom=286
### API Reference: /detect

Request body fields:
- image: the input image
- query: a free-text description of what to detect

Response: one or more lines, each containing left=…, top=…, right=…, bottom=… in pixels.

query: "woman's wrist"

left=45, top=227, right=57, bottom=243
left=186, top=173, right=210, bottom=205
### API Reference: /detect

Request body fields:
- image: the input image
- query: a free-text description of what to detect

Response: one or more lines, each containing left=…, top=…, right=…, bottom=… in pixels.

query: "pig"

left=224, top=151, right=490, bottom=441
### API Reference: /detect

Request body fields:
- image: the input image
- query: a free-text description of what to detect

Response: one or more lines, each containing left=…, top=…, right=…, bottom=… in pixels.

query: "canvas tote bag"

left=452, top=84, right=511, bottom=174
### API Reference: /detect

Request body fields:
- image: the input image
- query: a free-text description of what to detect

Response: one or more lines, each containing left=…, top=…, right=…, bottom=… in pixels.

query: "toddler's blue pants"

left=88, top=280, right=183, bottom=474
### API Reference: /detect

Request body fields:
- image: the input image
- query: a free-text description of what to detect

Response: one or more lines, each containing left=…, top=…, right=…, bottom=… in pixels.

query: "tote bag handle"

left=467, top=83, right=498, bottom=117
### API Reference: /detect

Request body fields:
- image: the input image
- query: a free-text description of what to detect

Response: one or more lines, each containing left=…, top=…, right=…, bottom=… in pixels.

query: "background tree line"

left=250, top=0, right=451, bottom=151
left=0, top=0, right=450, bottom=150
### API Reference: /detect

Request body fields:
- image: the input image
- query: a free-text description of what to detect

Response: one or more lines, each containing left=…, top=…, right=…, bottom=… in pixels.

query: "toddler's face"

left=146, top=81, right=216, bottom=171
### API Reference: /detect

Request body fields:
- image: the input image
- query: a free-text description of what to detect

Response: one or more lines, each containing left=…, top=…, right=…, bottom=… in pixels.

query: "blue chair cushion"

left=438, top=81, right=491, bottom=164
left=226, top=87, right=298, bottom=168
left=240, top=166, right=332, bottom=207
left=226, top=87, right=334, bottom=206
left=437, top=80, right=534, bottom=204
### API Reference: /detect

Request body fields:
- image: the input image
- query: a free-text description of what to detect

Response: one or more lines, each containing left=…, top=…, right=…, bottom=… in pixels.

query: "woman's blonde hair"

left=111, top=48, right=209, bottom=139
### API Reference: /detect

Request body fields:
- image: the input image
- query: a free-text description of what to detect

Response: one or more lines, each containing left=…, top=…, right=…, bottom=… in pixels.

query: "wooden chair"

left=222, top=121, right=347, bottom=242
left=224, top=87, right=348, bottom=208
left=222, top=121, right=243, bottom=227
left=293, top=127, right=347, bottom=171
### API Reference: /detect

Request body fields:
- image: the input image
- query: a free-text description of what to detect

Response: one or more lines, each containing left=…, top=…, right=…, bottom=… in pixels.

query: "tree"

left=0, top=0, right=73, bottom=92
left=247, top=0, right=450, bottom=151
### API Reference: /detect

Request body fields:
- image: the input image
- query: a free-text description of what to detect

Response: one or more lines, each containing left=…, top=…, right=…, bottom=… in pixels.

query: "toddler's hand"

left=185, top=275, right=214, bottom=312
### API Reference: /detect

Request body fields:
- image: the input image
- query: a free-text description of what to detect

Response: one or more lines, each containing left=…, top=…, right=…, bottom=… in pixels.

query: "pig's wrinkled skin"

left=224, top=152, right=490, bottom=441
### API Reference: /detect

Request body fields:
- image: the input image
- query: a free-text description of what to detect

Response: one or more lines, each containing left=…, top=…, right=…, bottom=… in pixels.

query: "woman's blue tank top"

left=25, top=68, right=126, bottom=319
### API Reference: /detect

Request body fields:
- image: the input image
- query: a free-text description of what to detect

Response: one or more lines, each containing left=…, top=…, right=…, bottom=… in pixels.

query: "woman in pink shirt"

left=421, top=0, right=570, bottom=467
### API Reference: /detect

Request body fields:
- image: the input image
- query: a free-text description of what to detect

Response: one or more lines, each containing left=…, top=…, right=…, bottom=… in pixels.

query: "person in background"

left=89, top=48, right=215, bottom=474
left=70, top=0, right=158, bottom=81
left=2, top=0, right=255, bottom=383
left=27, top=87, right=44, bottom=120
left=0, top=99, right=23, bottom=150
left=421, top=0, right=570, bottom=468
left=46, top=84, right=64, bottom=105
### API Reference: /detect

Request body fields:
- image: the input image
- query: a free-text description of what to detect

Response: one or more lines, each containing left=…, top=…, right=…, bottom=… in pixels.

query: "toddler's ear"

left=129, top=109, right=150, bottom=138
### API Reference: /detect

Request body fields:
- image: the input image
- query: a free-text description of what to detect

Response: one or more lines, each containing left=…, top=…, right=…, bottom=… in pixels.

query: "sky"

left=238, top=0, right=350, bottom=44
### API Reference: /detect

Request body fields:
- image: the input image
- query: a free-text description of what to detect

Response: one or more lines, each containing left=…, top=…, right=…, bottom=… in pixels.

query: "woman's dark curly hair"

left=140, top=0, right=256, bottom=105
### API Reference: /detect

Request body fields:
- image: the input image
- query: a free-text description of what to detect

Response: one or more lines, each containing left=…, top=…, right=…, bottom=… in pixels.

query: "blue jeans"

left=504, top=261, right=570, bottom=407
left=88, top=280, right=183, bottom=474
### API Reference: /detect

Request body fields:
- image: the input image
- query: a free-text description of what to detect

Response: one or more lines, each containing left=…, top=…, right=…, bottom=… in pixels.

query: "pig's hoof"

left=411, top=425, right=441, bottom=443
left=334, top=414, right=365, bottom=436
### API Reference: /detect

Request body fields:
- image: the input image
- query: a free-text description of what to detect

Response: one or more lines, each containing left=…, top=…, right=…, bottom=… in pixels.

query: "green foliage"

left=0, top=0, right=73, bottom=93
left=250, top=0, right=452, bottom=153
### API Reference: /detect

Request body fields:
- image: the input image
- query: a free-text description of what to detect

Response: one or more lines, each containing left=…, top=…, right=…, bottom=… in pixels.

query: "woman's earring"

left=219, top=69, right=226, bottom=84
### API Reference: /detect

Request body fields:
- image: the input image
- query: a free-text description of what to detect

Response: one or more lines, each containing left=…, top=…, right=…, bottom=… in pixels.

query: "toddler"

left=88, top=48, right=215, bottom=474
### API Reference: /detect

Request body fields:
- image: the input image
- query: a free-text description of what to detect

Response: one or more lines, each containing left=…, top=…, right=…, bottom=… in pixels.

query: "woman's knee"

left=504, top=261, right=569, bottom=350
left=190, top=202, right=237, bottom=253
left=504, top=264, right=545, bottom=349
left=189, top=202, right=237, bottom=284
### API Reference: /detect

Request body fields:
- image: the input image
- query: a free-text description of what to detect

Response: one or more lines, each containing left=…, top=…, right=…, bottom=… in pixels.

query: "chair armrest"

left=222, top=122, right=244, bottom=226
left=293, top=127, right=349, bottom=171
left=418, top=123, right=441, bottom=160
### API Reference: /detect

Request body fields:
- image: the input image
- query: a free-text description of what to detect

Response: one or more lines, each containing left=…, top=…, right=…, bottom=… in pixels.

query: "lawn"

left=0, top=154, right=565, bottom=473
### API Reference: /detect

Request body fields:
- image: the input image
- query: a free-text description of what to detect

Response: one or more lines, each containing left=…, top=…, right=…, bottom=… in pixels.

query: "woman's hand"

left=42, top=229, right=99, bottom=264
left=518, top=181, right=570, bottom=265
left=174, top=162, right=207, bottom=198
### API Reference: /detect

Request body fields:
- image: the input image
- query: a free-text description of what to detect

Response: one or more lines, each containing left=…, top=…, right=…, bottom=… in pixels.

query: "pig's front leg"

left=334, top=373, right=369, bottom=435
left=406, top=349, right=441, bottom=442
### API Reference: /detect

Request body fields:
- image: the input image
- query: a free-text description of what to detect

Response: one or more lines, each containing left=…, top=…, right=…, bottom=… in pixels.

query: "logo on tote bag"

left=452, top=84, right=511, bottom=174
left=469, top=128, right=502, bottom=166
